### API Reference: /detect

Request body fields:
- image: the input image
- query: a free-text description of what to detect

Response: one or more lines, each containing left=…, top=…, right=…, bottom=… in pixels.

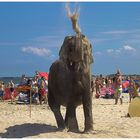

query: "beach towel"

left=100, top=87, right=114, bottom=98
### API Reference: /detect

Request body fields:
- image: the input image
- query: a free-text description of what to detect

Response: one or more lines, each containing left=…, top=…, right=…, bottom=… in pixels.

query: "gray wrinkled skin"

left=48, top=34, right=94, bottom=133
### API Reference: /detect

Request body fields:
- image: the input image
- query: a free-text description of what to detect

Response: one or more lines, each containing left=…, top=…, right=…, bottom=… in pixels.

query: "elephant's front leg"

left=48, top=92, right=65, bottom=130
left=82, top=89, right=93, bottom=133
left=65, top=104, right=79, bottom=132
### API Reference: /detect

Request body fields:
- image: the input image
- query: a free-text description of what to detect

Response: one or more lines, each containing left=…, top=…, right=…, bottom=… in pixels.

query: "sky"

left=0, top=2, right=140, bottom=77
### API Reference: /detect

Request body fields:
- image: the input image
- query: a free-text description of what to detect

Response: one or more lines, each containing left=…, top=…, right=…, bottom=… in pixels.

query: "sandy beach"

left=0, top=92, right=140, bottom=138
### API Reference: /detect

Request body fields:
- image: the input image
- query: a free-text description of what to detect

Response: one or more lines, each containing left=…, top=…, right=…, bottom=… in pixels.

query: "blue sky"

left=0, top=2, right=140, bottom=77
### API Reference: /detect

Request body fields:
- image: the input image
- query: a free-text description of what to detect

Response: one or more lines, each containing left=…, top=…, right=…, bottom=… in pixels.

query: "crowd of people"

left=18, top=72, right=48, bottom=105
left=94, top=74, right=115, bottom=99
left=1, top=70, right=140, bottom=106
left=0, top=71, right=48, bottom=105
left=94, top=69, right=140, bottom=104
left=0, top=80, right=15, bottom=103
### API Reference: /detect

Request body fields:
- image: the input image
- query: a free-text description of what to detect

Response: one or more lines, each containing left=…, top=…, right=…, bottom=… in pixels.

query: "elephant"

left=48, top=34, right=94, bottom=133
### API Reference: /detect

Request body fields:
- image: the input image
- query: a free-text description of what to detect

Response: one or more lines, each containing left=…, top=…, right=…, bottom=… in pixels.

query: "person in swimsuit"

left=114, top=69, right=123, bottom=105
left=95, top=77, right=102, bottom=98
left=0, top=81, right=5, bottom=101
left=10, top=80, right=15, bottom=104
left=128, top=77, right=139, bottom=103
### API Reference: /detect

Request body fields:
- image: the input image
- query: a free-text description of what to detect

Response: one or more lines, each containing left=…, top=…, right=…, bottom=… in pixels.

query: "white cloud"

left=106, top=45, right=136, bottom=57
left=101, top=30, right=128, bottom=35
left=21, top=46, right=52, bottom=57
left=101, top=29, right=140, bottom=35
left=123, top=45, right=136, bottom=52
left=106, top=48, right=121, bottom=56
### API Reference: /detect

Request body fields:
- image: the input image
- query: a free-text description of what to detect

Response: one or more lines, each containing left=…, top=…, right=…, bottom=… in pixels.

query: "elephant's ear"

left=82, top=36, right=94, bottom=64
left=85, top=43, right=93, bottom=64
left=89, top=44, right=94, bottom=64
left=59, top=36, right=71, bottom=62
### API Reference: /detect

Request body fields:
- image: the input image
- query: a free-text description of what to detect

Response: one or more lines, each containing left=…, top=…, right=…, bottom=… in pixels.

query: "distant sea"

left=0, top=77, right=21, bottom=85
left=0, top=77, right=31, bottom=85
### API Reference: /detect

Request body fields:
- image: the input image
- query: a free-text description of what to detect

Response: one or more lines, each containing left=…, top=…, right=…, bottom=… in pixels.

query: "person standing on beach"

left=10, top=80, right=15, bottom=104
left=128, top=77, right=139, bottom=103
left=95, top=77, right=102, bottom=98
left=107, top=77, right=112, bottom=88
left=20, top=74, right=27, bottom=85
left=39, top=77, right=47, bottom=104
left=32, top=83, right=39, bottom=104
left=114, top=69, right=123, bottom=105
left=0, top=81, right=5, bottom=101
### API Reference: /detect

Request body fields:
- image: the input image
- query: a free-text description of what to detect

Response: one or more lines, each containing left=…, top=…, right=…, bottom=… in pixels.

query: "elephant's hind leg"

left=48, top=92, right=65, bottom=130
left=65, top=104, right=79, bottom=132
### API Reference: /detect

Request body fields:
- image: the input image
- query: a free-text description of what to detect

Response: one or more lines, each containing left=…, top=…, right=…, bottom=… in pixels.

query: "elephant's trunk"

left=75, top=35, right=84, bottom=62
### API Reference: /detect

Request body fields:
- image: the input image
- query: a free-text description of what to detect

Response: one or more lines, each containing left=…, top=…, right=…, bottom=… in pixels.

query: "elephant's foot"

left=57, top=121, right=66, bottom=130
left=83, top=128, right=94, bottom=134
left=67, top=118, right=79, bottom=133
left=83, top=129, right=98, bottom=135
left=68, top=129, right=80, bottom=133
left=58, top=126, right=66, bottom=132
left=84, top=116, right=93, bottom=133
left=84, top=124, right=94, bottom=134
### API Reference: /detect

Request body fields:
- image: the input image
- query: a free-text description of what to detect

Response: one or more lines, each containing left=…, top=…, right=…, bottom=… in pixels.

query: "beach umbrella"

left=128, top=97, right=140, bottom=117
left=122, top=80, right=130, bottom=88
left=36, top=72, right=49, bottom=80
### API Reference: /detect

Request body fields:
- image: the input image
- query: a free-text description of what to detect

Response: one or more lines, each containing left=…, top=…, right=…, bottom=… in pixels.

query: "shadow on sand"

left=0, top=123, right=58, bottom=138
